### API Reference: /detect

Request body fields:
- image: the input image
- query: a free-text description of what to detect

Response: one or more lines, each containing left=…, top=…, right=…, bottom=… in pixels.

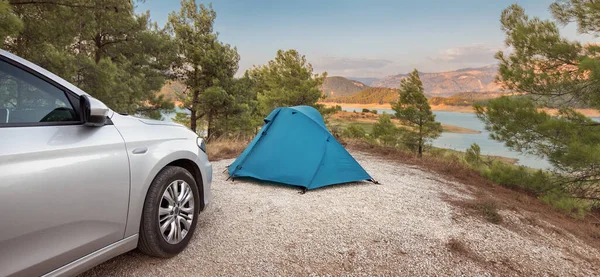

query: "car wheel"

left=139, top=166, right=200, bottom=258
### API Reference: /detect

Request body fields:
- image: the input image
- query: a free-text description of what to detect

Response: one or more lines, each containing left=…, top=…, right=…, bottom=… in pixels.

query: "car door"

left=0, top=59, right=130, bottom=276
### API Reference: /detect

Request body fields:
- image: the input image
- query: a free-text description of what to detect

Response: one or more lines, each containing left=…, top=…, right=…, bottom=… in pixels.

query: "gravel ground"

left=82, top=151, right=600, bottom=276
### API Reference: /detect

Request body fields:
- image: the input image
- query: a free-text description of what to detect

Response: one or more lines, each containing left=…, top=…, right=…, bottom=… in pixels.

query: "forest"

left=0, top=0, right=330, bottom=140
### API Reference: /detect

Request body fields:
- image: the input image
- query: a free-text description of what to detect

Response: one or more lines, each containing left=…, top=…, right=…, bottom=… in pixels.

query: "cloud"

left=429, top=44, right=502, bottom=64
left=312, top=56, right=394, bottom=77
left=313, top=56, right=393, bottom=70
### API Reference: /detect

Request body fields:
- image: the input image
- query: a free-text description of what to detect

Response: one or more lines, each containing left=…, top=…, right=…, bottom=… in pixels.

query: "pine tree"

left=0, top=1, right=22, bottom=47
left=247, top=49, right=327, bottom=116
left=371, top=114, right=402, bottom=146
left=475, top=1, right=600, bottom=200
left=3, top=0, right=174, bottom=119
left=167, top=0, right=239, bottom=134
left=392, top=69, right=442, bottom=157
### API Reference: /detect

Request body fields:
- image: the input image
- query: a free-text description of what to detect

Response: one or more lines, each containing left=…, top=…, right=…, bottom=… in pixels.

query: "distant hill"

left=321, top=76, right=368, bottom=97
left=322, top=87, right=511, bottom=106
left=372, top=65, right=502, bottom=97
left=323, top=87, right=399, bottom=105
left=429, top=91, right=508, bottom=106
left=346, top=77, right=380, bottom=86
left=159, top=80, right=186, bottom=103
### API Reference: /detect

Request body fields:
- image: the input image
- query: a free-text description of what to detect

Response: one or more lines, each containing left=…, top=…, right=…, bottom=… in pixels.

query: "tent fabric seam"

left=306, top=136, right=329, bottom=188
left=230, top=109, right=281, bottom=177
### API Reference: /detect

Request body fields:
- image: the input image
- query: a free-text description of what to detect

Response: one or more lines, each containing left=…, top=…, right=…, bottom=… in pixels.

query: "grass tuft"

left=472, top=200, right=503, bottom=224
left=206, top=137, right=250, bottom=161
left=446, top=238, right=485, bottom=263
left=447, top=238, right=469, bottom=254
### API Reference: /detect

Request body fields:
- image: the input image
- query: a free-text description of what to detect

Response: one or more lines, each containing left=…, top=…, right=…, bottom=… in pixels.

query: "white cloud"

left=312, top=56, right=394, bottom=77
left=429, top=44, right=503, bottom=64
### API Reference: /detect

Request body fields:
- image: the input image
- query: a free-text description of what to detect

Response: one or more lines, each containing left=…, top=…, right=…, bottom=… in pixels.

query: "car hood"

left=137, top=117, right=184, bottom=127
left=111, top=113, right=199, bottom=143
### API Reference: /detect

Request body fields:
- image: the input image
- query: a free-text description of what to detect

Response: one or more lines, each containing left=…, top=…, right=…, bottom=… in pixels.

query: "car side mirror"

left=80, top=95, right=109, bottom=127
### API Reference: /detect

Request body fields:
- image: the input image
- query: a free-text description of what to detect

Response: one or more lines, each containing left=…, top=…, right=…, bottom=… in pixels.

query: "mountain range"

left=324, top=87, right=400, bottom=105
left=336, top=65, right=503, bottom=98
left=373, top=65, right=501, bottom=96
left=345, top=77, right=380, bottom=86
left=321, top=76, right=369, bottom=97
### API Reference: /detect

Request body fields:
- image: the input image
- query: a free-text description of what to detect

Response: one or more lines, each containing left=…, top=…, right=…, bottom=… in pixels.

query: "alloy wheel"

left=158, top=180, right=195, bottom=244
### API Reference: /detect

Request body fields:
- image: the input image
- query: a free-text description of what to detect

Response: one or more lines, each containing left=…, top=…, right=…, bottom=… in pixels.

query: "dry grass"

left=455, top=199, right=503, bottom=224
left=344, top=139, right=483, bottom=184
left=473, top=200, right=503, bottom=224
left=447, top=238, right=468, bottom=253
left=344, top=139, right=600, bottom=250
left=206, top=137, right=250, bottom=161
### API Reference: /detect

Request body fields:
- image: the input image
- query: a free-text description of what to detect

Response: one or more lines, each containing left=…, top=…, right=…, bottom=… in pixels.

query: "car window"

left=0, top=60, right=78, bottom=125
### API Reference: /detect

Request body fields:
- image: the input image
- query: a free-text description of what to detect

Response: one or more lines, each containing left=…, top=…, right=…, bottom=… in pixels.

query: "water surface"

left=342, top=107, right=551, bottom=169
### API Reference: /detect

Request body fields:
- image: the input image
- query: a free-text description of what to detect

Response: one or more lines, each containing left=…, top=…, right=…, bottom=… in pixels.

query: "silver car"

left=0, top=49, right=212, bottom=276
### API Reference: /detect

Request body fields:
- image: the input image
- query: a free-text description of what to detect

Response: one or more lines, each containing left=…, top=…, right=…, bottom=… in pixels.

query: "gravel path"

left=82, top=151, right=600, bottom=276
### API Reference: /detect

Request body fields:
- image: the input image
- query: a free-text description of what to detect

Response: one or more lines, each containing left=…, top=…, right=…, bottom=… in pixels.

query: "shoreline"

left=330, top=111, right=480, bottom=134
left=321, top=102, right=476, bottom=113
left=320, top=102, right=600, bottom=117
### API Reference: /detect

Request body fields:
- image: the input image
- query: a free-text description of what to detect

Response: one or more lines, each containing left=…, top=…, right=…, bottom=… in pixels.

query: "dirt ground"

left=81, top=151, right=600, bottom=276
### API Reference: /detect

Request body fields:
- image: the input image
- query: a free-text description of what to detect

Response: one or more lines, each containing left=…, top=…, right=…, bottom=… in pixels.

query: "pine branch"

left=9, top=0, right=101, bottom=9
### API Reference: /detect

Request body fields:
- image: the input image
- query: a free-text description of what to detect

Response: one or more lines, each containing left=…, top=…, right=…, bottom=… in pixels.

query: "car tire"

left=138, top=166, right=200, bottom=258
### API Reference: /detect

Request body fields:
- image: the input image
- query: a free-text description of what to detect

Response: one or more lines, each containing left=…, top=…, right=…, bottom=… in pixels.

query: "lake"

left=341, top=107, right=552, bottom=169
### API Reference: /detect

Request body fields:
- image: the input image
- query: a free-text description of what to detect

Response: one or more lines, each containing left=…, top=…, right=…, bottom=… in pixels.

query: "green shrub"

left=362, top=108, right=370, bottom=113
left=465, top=143, right=481, bottom=165
left=371, top=109, right=378, bottom=114
left=479, top=159, right=591, bottom=217
left=483, top=162, right=534, bottom=190
left=342, top=123, right=366, bottom=139
left=482, top=161, right=556, bottom=193
left=396, top=130, right=434, bottom=154
left=472, top=200, right=503, bottom=224
left=540, top=191, right=590, bottom=218
left=371, top=114, right=402, bottom=146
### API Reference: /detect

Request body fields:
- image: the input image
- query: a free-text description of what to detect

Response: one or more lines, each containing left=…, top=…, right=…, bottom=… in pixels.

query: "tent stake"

left=298, top=188, right=307, bottom=194
left=370, top=179, right=380, bottom=185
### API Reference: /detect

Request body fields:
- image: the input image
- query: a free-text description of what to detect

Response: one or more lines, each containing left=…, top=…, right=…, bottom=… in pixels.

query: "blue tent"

left=228, top=106, right=373, bottom=190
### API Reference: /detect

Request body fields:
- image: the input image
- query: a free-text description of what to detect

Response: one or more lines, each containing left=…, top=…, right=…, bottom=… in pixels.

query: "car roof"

left=0, top=48, right=87, bottom=96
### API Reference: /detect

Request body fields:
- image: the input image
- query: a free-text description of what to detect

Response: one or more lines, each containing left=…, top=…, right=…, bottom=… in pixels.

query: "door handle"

left=132, top=147, right=148, bottom=154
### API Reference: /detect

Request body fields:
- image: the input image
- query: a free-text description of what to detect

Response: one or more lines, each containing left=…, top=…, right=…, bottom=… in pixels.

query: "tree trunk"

left=190, top=108, right=197, bottom=133
left=93, top=33, right=103, bottom=64
left=190, top=89, right=199, bottom=133
left=418, top=124, right=423, bottom=158
left=94, top=48, right=102, bottom=64
left=207, top=111, right=214, bottom=141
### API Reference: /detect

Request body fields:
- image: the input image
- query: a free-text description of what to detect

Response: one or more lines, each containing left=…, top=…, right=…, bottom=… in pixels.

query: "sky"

left=135, top=0, right=598, bottom=78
